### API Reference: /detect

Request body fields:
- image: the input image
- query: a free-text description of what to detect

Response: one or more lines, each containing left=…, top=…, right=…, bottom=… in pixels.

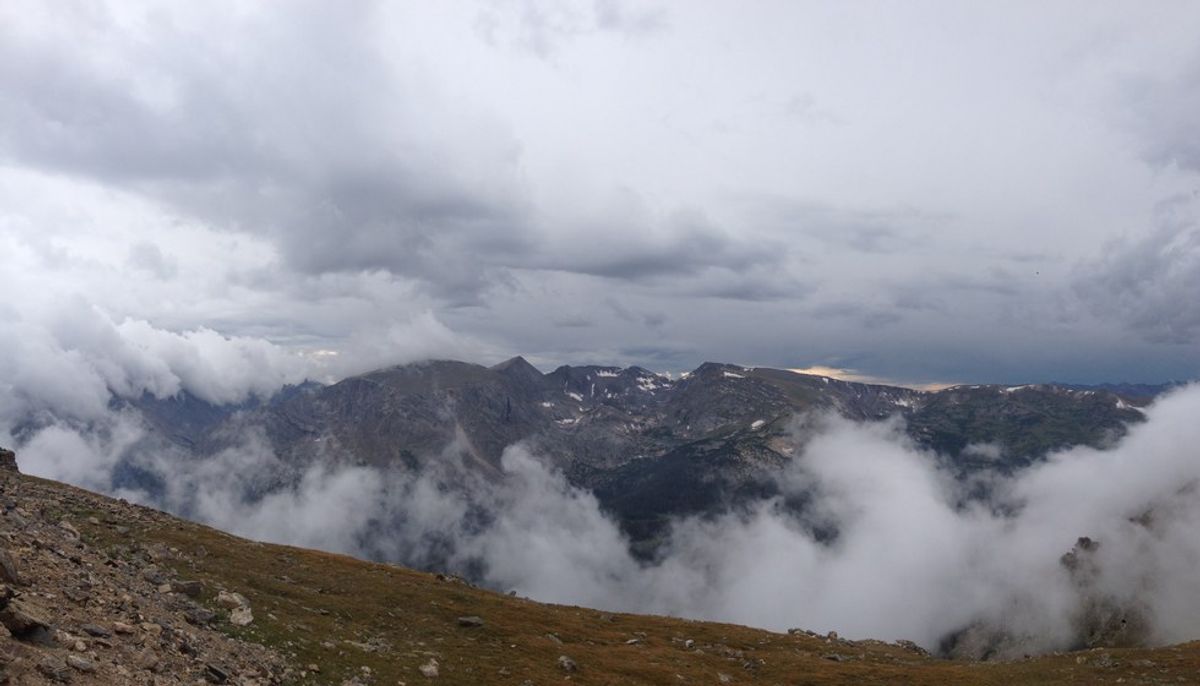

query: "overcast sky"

left=2, top=1, right=1199, bottom=390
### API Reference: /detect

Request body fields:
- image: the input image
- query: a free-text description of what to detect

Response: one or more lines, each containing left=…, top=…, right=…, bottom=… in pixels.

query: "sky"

left=2, top=0, right=1199, bottom=390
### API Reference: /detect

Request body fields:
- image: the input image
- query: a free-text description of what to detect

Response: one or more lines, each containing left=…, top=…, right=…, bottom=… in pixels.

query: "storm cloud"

left=1074, top=194, right=1200, bottom=344
left=1, top=1, right=1199, bottom=386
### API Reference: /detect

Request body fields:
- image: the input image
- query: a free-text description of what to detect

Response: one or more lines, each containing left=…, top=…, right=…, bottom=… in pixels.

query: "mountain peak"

left=690, top=361, right=748, bottom=377
left=490, top=355, right=542, bottom=376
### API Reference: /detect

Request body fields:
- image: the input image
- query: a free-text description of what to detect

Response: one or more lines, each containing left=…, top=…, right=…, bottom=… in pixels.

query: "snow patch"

left=637, top=375, right=669, bottom=392
left=723, top=371, right=745, bottom=379
left=750, top=419, right=766, bottom=430
left=565, top=391, right=583, bottom=402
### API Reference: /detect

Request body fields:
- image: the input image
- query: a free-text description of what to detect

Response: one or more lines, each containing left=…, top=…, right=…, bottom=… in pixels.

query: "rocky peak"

left=687, top=362, right=751, bottom=380
left=489, top=355, right=540, bottom=375
left=489, top=356, right=545, bottom=389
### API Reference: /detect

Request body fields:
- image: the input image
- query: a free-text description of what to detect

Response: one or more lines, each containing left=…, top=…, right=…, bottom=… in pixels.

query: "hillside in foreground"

left=1, top=452, right=1198, bottom=685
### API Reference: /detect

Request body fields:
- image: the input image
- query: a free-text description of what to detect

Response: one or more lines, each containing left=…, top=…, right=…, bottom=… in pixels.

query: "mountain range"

left=105, top=358, right=1159, bottom=551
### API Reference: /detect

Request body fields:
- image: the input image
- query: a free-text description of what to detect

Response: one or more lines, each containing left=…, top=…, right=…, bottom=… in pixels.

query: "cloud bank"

left=0, top=300, right=308, bottom=424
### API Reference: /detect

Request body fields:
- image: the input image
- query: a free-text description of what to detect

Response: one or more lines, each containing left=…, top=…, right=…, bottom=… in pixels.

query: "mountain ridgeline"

left=119, top=358, right=1151, bottom=549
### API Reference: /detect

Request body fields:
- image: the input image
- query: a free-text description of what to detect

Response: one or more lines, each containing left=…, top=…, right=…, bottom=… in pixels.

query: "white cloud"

left=0, top=299, right=308, bottom=422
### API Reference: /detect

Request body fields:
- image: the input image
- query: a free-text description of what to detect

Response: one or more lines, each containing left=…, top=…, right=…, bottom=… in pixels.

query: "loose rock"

left=186, top=607, right=218, bottom=626
left=38, top=655, right=74, bottom=682
left=0, top=597, right=54, bottom=643
left=172, top=579, right=204, bottom=597
left=80, top=622, right=113, bottom=637
left=457, top=615, right=484, bottom=627
left=66, top=654, right=97, bottom=672
left=59, top=521, right=81, bottom=539
left=205, top=663, right=231, bottom=683
left=134, top=649, right=160, bottom=671
left=0, top=548, right=21, bottom=585
left=217, top=590, right=250, bottom=609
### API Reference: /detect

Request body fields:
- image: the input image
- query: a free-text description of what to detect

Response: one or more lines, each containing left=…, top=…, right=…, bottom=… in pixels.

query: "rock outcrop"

left=0, top=449, right=17, bottom=474
left=1061, top=537, right=1151, bottom=650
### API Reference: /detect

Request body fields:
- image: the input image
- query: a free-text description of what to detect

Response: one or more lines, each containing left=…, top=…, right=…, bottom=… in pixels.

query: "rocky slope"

left=0, top=449, right=288, bottom=685
left=2, top=448, right=1199, bottom=685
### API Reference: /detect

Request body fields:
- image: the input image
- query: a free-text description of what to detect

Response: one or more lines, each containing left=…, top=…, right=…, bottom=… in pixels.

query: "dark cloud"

left=1073, top=195, right=1200, bottom=344
left=604, top=298, right=666, bottom=328
left=810, top=302, right=903, bottom=330
left=0, top=3, right=758, bottom=305
left=538, top=209, right=786, bottom=283
left=641, top=311, right=668, bottom=328
left=5, top=14, right=489, bottom=305
left=684, top=269, right=812, bottom=302
left=551, top=314, right=595, bottom=329
left=890, top=289, right=948, bottom=314
left=748, top=199, right=936, bottom=256
left=616, top=344, right=694, bottom=367
left=1, top=2, right=1198, bottom=386
left=0, top=3, right=535, bottom=305
left=937, top=270, right=1024, bottom=297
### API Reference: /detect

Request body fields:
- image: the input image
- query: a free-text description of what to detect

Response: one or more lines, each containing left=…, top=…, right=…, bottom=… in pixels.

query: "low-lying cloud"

left=11, top=374, right=1200, bottom=656
left=0, top=300, right=309, bottom=425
